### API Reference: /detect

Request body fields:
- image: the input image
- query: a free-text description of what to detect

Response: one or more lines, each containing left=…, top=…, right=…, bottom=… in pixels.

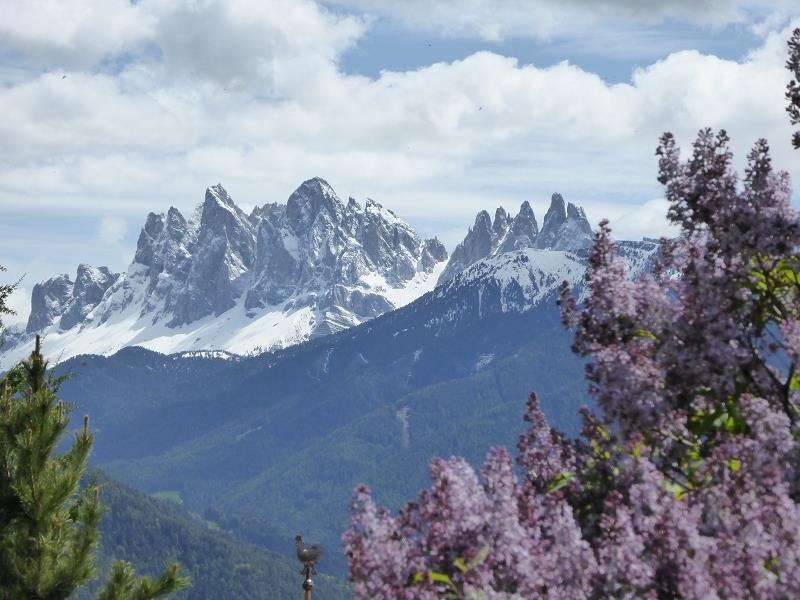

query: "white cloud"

left=97, top=216, right=128, bottom=246
left=147, top=0, right=367, bottom=89
left=2, top=22, right=798, bottom=220
left=330, top=0, right=798, bottom=41
left=0, top=0, right=366, bottom=92
left=0, top=0, right=155, bottom=69
left=599, top=198, right=680, bottom=241
left=3, top=285, right=31, bottom=328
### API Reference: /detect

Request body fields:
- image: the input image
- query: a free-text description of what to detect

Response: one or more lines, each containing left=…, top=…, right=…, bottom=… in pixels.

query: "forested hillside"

left=74, top=473, right=350, bottom=599
left=56, top=273, right=588, bottom=574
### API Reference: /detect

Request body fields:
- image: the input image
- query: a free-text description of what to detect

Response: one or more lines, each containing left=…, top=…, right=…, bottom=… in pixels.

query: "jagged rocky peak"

left=59, top=265, right=118, bottom=330
left=533, top=193, right=593, bottom=251
left=246, top=179, right=449, bottom=312
left=134, top=211, right=165, bottom=268
left=498, top=200, right=538, bottom=254
left=559, top=202, right=594, bottom=251
left=439, top=202, right=534, bottom=284
left=197, top=184, right=256, bottom=267
left=536, top=192, right=567, bottom=248
left=439, top=193, right=593, bottom=284
left=437, top=210, right=493, bottom=284
left=249, top=202, right=277, bottom=224
left=26, top=274, right=73, bottom=333
left=286, top=177, right=345, bottom=234
left=421, top=237, right=448, bottom=271
left=26, top=264, right=119, bottom=333
left=361, top=196, right=429, bottom=282
left=163, top=184, right=257, bottom=326
left=492, top=207, right=512, bottom=239
left=206, top=183, right=232, bottom=204
left=166, top=206, right=190, bottom=237
left=134, top=207, right=195, bottom=283
left=535, top=193, right=566, bottom=249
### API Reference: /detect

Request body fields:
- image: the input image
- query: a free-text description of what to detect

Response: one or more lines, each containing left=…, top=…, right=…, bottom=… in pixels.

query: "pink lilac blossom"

left=343, top=29, right=800, bottom=599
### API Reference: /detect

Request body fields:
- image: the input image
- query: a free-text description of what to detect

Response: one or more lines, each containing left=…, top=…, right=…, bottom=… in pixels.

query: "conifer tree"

left=0, top=265, right=17, bottom=342
left=0, top=335, right=189, bottom=599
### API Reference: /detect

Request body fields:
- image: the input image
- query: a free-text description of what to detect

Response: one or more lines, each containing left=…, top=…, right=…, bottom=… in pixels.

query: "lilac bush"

left=343, top=29, right=800, bottom=599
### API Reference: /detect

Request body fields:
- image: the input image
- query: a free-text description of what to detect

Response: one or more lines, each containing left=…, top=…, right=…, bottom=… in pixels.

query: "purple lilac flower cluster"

left=343, top=29, right=800, bottom=599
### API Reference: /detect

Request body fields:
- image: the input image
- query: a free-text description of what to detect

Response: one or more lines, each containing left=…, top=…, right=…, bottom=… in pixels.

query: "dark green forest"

left=75, top=473, right=349, bottom=599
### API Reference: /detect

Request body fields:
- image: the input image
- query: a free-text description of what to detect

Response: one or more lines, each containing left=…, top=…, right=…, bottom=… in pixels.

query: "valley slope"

left=54, top=238, right=658, bottom=574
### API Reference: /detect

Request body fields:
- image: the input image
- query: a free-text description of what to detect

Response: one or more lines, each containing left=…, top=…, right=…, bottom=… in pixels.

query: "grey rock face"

left=131, top=206, right=197, bottom=319
left=492, top=207, right=512, bottom=240
left=245, top=178, right=448, bottom=336
left=421, top=238, right=448, bottom=271
left=438, top=210, right=495, bottom=284
left=59, top=265, right=118, bottom=330
left=26, top=275, right=74, bottom=333
left=497, top=200, right=538, bottom=254
left=125, top=184, right=259, bottom=327
left=535, top=193, right=568, bottom=249
left=535, top=193, right=592, bottom=251
left=555, top=202, right=594, bottom=252
left=439, top=193, right=593, bottom=284
left=166, top=184, right=257, bottom=326
left=134, top=207, right=195, bottom=282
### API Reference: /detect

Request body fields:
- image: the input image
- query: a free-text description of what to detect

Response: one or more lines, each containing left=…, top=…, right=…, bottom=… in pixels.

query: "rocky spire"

left=535, top=193, right=568, bottom=249
left=165, top=184, right=257, bottom=326
left=437, top=211, right=495, bottom=284
left=26, top=275, right=73, bottom=333
left=497, top=200, right=538, bottom=254
left=439, top=193, right=593, bottom=283
left=59, top=265, right=118, bottom=330
left=286, top=177, right=345, bottom=235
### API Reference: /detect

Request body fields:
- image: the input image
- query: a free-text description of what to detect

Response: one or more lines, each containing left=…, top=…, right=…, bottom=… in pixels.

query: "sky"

left=2, top=0, right=800, bottom=325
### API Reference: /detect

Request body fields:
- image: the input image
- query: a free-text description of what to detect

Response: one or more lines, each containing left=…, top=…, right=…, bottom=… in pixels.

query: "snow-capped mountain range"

left=2, top=178, right=447, bottom=367
left=0, top=179, right=656, bottom=370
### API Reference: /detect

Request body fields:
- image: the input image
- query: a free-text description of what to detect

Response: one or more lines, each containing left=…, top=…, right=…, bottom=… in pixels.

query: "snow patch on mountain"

left=437, top=249, right=587, bottom=312
left=424, top=240, right=659, bottom=332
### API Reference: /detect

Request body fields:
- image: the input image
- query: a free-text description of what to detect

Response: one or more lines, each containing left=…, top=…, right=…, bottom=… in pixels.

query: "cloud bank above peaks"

left=328, top=0, right=797, bottom=42
left=2, top=0, right=800, bottom=300
left=1, top=0, right=367, bottom=85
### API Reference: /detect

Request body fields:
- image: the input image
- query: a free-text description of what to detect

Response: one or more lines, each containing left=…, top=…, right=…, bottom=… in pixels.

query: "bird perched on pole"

left=295, top=535, right=323, bottom=572
left=296, top=535, right=322, bottom=600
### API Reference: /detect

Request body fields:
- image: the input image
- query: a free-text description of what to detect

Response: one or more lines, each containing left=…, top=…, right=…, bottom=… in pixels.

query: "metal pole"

left=302, top=564, right=313, bottom=600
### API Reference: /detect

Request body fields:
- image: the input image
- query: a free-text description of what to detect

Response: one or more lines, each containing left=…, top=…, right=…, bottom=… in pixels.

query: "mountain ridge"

left=438, top=192, right=593, bottom=284
left=3, top=184, right=656, bottom=373
left=1, top=178, right=447, bottom=369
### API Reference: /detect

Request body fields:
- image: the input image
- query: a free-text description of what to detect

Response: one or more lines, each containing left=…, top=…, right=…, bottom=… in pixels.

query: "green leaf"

left=428, top=571, right=456, bottom=586
left=663, top=480, right=688, bottom=500
left=468, top=546, right=490, bottom=570
left=790, top=374, right=800, bottom=391
left=409, top=572, right=425, bottom=585
left=632, top=328, right=657, bottom=341
left=547, top=470, right=575, bottom=493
